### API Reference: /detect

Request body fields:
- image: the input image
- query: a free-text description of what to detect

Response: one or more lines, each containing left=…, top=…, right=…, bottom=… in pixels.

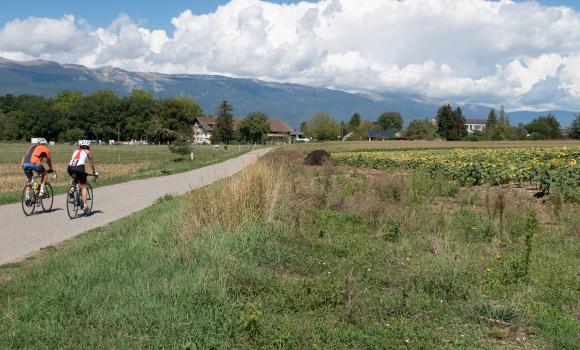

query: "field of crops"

left=335, top=146, right=580, bottom=197
left=0, top=143, right=254, bottom=203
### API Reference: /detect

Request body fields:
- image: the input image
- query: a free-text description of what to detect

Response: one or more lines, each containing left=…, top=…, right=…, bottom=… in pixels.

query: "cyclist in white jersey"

left=67, top=140, right=98, bottom=211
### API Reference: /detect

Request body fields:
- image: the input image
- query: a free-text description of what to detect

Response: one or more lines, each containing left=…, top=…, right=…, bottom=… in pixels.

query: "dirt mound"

left=304, top=150, right=333, bottom=165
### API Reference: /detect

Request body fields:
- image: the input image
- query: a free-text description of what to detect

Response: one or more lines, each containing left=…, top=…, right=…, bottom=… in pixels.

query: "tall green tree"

left=436, top=104, right=467, bottom=141
left=569, top=113, right=580, bottom=139
left=69, top=90, right=121, bottom=141
left=304, top=113, right=340, bottom=140
left=349, top=112, right=361, bottom=128
left=51, top=90, right=84, bottom=133
left=525, top=113, right=562, bottom=139
left=240, top=112, right=269, bottom=143
left=455, top=106, right=463, bottom=119
left=499, top=105, right=508, bottom=126
left=485, top=108, right=497, bottom=129
left=147, top=97, right=202, bottom=143
left=405, top=119, right=437, bottom=140
left=377, top=112, right=403, bottom=132
left=123, top=90, right=160, bottom=140
left=211, top=100, right=235, bottom=144
left=486, top=108, right=497, bottom=129
left=0, top=112, right=19, bottom=140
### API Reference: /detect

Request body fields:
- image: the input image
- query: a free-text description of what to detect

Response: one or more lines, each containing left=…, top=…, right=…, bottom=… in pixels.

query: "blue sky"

left=0, top=0, right=314, bottom=31
left=0, top=0, right=576, bottom=31
left=1, top=0, right=579, bottom=111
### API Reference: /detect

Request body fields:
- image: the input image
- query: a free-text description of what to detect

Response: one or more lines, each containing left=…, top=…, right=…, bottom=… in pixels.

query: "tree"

left=123, top=90, right=160, bottom=140
left=78, top=90, right=122, bottom=140
left=59, top=128, right=85, bottom=142
left=51, top=90, right=84, bottom=134
left=486, top=108, right=497, bottom=129
left=354, top=120, right=380, bottom=139
left=147, top=97, right=203, bottom=143
left=240, top=112, right=269, bottom=143
left=525, top=113, right=562, bottom=139
left=304, top=113, right=340, bottom=140
left=499, top=105, right=508, bottom=126
left=0, top=112, right=19, bottom=140
left=377, top=112, right=403, bottom=132
left=211, top=100, right=235, bottom=144
left=570, top=113, right=580, bottom=139
left=436, top=104, right=467, bottom=141
left=405, top=119, right=437, bottom=140
left=349, top=112, right=361, bottom=128
left=455, top=106, right=463, bottom=119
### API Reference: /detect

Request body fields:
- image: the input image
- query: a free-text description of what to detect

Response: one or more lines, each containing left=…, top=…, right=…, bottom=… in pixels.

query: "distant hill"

left=0, top=57, right=576, bottom=128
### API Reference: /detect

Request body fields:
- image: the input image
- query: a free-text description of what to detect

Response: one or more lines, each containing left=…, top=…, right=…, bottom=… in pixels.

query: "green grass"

left=0, top=149, right=578, bottom=348
left=0, top=143, right=256, bottom=205
left=0, top=143, right=181, bottom=164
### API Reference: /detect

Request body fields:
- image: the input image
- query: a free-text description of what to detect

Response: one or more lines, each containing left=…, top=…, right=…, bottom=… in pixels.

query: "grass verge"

left=0, top=149, right=578, bottom=348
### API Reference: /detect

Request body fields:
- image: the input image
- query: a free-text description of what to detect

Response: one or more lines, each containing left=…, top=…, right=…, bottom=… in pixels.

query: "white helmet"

left=37, top=138, right=48, bottom=145
left=78, top=140, right=91, bottom=148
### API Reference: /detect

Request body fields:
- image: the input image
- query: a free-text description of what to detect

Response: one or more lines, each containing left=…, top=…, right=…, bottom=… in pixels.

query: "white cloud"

left=0, top=15, right=95, bottom=61
left=1, top=0, right=580, bottom=110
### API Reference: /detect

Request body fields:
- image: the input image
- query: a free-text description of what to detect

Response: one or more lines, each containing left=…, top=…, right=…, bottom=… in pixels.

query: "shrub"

left=168, top=139, right=192, bottom=157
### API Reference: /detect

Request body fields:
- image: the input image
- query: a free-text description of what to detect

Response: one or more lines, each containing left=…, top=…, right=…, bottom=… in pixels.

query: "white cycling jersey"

left=69, top=149, right=88, bottom=167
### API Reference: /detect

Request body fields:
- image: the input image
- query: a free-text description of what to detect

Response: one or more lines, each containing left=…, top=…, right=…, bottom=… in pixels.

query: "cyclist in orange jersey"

left=21, top=138, right=54, bottom=197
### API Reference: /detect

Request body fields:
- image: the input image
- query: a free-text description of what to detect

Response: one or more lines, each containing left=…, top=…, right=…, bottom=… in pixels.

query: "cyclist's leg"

left=23, top=164, right=34, bottom=187
left=81, top=183, right=87, bottom=205
left=37, top=164, right=47, bottom=195
left=78, top=172, right=88, bottom=206
left=67, top=166, right=77, bottom=186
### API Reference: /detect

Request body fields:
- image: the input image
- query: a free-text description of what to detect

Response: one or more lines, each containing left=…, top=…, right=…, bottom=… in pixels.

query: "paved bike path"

left=0, top=148, right=271, bottom=265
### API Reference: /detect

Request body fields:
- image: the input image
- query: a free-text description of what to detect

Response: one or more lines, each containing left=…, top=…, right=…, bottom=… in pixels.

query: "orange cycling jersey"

left=21, top=145, right=51, bottom=165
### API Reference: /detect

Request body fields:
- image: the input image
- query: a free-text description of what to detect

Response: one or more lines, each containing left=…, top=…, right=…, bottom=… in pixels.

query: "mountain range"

left=0, top=57, right=577, bottom=128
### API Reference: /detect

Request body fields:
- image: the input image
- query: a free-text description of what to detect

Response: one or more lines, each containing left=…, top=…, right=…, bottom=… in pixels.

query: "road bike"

left=21, top=171, right=55, bottom=216
left=66, top=174, right=96, bottom=219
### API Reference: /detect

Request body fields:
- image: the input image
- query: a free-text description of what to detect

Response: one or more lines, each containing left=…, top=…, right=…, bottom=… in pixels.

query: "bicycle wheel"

left=66, top=185, right=79, bottom=219
left=21, top=185, right=36, bottom=216
left=41, top=183, right=54, bottom=212
left=84, top=182, right=94, bottom=214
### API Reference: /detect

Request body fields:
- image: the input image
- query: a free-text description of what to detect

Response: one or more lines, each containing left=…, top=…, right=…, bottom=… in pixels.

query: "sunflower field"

left=335, top=147, right=580, bottom=199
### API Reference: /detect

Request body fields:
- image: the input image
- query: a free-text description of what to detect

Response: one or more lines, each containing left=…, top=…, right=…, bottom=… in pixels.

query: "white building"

left=465, top=119, right=487, bottom=134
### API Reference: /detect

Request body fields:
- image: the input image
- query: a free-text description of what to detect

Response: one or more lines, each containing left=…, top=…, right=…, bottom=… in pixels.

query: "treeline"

left=1, top=90, right=579, bottom=143
left=0, top=90, right=280, bottom=145
left=300, top=111, right=405, bottom=141
left=300, top=105, right=580, bottom=141
left=0, top=90, right=205, bottom=143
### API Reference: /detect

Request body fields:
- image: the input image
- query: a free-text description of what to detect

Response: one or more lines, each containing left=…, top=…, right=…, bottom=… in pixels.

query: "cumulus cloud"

left=0, top=15, right=95, bottom=61
left=1, top=0, right=580, bottom=110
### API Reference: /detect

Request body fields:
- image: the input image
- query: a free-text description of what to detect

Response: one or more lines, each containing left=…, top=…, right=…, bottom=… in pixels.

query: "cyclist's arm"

left=44, top=146, right=53, bottom=171
left=87, top=151, right=97, bottom=175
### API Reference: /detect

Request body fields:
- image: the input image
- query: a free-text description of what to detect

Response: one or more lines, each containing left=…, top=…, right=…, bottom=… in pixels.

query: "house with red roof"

left=193, top=116, right=293, bottom=144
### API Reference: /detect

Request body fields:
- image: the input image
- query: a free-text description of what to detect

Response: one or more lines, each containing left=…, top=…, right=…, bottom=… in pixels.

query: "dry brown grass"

left=177, top=161, right=290, bottom=235
left=0, top=162, right=145, bottom=192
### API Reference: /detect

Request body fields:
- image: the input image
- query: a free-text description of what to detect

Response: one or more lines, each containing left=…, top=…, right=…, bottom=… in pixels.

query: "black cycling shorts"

left=68, top=165, right=87, bottom=185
